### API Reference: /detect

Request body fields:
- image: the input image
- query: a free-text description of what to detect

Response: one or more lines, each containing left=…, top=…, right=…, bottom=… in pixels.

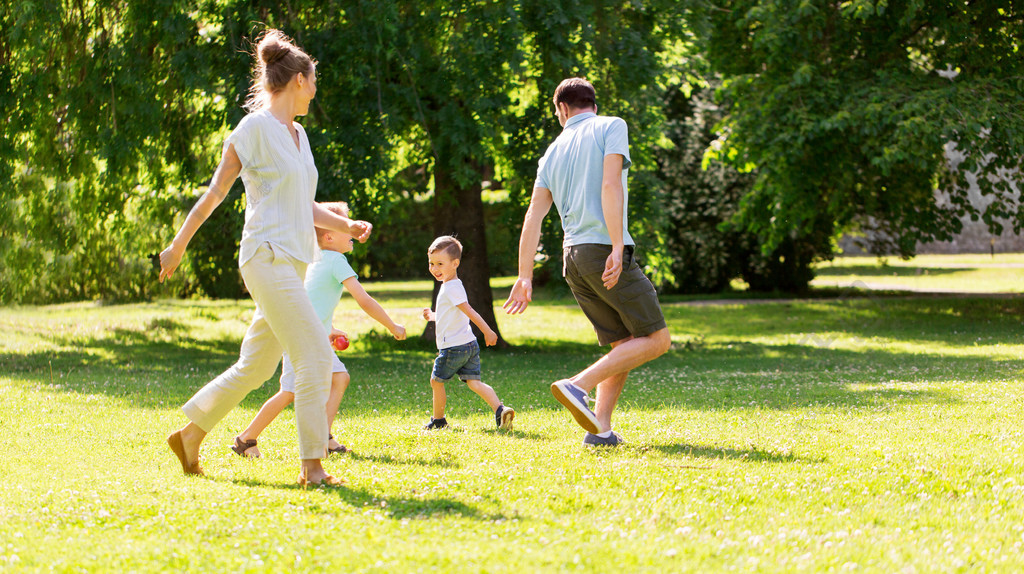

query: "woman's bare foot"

left=168, top=423, right=206, bottom=475
left=298, top=460, right=344, bottom=487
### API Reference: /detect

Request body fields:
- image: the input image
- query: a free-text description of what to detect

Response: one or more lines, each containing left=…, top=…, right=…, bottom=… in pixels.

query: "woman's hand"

left=159, top=243, right=185, bottom=282
left=349, top=220, right=373, bottom=243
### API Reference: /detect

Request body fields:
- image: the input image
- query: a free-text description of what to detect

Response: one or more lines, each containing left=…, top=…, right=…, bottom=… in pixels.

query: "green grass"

left=812, top=254, right=1024, bottom=293
left=3, top=261, right=1024, bottom=571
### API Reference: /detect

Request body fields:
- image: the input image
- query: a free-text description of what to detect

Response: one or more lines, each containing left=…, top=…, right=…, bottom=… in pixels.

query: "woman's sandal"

left=231, top=436, right=260, bottom=458
left=297, top=469, right=345, bottom=488
left=327, top=434, right=349, bottom=455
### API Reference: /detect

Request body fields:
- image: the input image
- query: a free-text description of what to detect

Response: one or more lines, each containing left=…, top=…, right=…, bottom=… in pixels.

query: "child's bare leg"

left=431, top=379, right=447, bottom=419
left=466, top=379, right=501, bottom=411
left=239, top=391, right=294, bottom=444
left=326, top=372, right=350, bottom=450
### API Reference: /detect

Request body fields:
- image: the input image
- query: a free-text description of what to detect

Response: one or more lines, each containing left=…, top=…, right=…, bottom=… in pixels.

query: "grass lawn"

left=811, top=253, right=1024, bottom=293
left=2, top=260, right=1024, bottom=571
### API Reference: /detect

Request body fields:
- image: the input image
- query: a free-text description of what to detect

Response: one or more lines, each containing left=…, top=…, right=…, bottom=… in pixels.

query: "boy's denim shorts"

left=431, top=340, right=482, bottom=382
left=563, top=243, right=667, bottom=346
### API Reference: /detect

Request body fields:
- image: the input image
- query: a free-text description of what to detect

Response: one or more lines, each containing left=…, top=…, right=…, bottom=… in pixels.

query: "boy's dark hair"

left=428, top=235, right=462, bottom=260
left=553, top=77, right=596, bottom=110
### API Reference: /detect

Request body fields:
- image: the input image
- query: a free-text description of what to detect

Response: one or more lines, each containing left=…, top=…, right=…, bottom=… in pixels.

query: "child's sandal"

left=231, top=436, right=260, bottom=458
left=327, top=434, right=349, bottom=455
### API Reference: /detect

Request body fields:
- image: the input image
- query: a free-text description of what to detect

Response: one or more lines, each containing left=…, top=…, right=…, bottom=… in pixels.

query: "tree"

left=2, top=0, right=691, bottom=313
left=694, top=1, right=1024, bottom=258
left=1, top=0, right=233, bottom=303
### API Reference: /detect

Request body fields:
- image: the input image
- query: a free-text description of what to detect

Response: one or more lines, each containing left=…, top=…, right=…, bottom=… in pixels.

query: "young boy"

left=421, top=236, right=514, bottom=431
left=232, top=202, right=406, bottom=457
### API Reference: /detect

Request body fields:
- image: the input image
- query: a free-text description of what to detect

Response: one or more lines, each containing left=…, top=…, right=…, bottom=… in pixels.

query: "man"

left=503, top=77, right=671, bottom=447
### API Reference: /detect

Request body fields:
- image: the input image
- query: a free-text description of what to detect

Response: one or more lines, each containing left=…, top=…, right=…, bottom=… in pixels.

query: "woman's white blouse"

left=226, top=108, right=319, bottom=267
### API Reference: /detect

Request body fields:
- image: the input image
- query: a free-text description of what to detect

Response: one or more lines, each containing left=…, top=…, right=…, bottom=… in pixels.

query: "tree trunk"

left=421, top=163, right=508, bottom=348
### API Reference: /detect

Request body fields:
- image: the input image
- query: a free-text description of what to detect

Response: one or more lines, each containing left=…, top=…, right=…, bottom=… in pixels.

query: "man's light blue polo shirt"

left=534, top=111, right=634, bottom=248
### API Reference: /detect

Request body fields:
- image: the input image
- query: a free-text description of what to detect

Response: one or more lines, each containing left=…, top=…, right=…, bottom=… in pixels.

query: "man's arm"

left=503, top=186, right=554, bottom=315
left=600, top=153, right=626, bottom=289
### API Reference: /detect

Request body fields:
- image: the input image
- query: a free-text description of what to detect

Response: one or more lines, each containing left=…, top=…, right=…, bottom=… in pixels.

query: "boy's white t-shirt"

left=434, top=279, right=477, bottom=350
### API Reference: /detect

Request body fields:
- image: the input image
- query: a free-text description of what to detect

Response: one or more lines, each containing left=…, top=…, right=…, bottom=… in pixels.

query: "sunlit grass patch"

left=2, top=291, right=1024, bottom=571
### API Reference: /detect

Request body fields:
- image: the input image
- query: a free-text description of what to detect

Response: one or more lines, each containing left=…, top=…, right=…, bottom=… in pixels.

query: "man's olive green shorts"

left=563, top=244, right=667, bottom=346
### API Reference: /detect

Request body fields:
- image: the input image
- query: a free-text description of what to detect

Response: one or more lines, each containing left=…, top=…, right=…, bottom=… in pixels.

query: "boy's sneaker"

left=495, top=405, right=515, bottom=430
left=583, top=431, right=624, bottom=447
left=551, top=380, right=601, bottom=434
left=423, top=417, right=448, bottom=430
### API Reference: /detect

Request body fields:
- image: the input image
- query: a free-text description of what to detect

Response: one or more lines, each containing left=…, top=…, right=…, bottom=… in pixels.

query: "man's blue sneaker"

left=550, top=380, right=601, bottom=434
left=583, top=431, right=624, bottom=447
left=495, top=405, right=515, bottom=430
left=423, top=417, right=448, bottom=430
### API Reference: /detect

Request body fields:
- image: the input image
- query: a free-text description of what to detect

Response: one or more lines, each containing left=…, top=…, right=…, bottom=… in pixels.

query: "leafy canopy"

left=697, top=0, right=1024, bottom=256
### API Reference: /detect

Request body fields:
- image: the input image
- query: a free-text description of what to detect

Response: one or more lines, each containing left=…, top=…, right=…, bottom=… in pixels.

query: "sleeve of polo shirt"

left=605, top=117, right=632, bottom=171
left=534, top=149, right=551, bottom=190
left=224, top=114, right=257, bottom=168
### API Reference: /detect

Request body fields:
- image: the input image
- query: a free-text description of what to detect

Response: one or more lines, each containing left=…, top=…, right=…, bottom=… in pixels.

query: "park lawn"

left=2, top=281, right=1024, bottom=571
left=811, top=253, right=1024, bottom=293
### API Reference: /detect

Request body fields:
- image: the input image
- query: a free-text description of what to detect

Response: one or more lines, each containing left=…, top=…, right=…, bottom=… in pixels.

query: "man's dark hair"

left=553, top=77, right=596, bottom=109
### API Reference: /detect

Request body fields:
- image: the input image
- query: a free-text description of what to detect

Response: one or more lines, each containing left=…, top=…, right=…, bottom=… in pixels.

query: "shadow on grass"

left=7, top=297, right=1023, bottom=416
left=221, top=477, right=507, bottom=521
left=478, top=428, right=550, bottom=441
left=646, top=442, right=824, bottom=464
left=347, top=452, right=461, bottom=468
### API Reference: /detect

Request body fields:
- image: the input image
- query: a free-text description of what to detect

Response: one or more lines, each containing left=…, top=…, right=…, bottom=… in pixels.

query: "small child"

left=232, top=202, right=406, bottom=457
left=421, top=235, right=514, bottom=431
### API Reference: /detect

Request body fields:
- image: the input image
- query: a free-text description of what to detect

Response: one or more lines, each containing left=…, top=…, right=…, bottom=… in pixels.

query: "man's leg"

left=553, top=329, right=670, bottom=434
left=570, top=328, right=671, bottom=393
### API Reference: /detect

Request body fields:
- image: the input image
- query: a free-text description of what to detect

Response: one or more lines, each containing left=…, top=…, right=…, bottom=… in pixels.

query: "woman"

left=160, top=29, right=365, bottom=486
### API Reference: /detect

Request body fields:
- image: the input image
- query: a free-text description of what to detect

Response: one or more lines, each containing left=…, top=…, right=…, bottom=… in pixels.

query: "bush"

left=656, top=83, right=830, bottom=294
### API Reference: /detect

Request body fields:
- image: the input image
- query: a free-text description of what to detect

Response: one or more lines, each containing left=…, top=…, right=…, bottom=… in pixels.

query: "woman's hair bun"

left=244, top=28, right=315, bottom=112
left=258, top=34, right=290, bottom=66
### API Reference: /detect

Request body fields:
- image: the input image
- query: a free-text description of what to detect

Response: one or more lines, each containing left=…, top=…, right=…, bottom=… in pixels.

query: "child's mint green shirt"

left=305, top=250, right=357, bottom=332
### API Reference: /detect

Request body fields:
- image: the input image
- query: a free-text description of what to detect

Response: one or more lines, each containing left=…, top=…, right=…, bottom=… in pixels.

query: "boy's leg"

left=465, top=379, right=501, bottom=411
left=326, top=372, right=350, bottom=452
left=326, top=372, right=350, bottom=429
left=239, top=391, right=295, bottom=444
left=431, top=379, right=447, bottom=419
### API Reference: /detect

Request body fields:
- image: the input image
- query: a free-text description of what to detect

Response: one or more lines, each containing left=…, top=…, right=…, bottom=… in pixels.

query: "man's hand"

left=601, top=247, right=624, bottom=290
left=502, top=277, right=533, bottom=315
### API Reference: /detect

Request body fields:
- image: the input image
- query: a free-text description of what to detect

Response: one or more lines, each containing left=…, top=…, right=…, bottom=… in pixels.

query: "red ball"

left=332, top=335, right=349, bottom=351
